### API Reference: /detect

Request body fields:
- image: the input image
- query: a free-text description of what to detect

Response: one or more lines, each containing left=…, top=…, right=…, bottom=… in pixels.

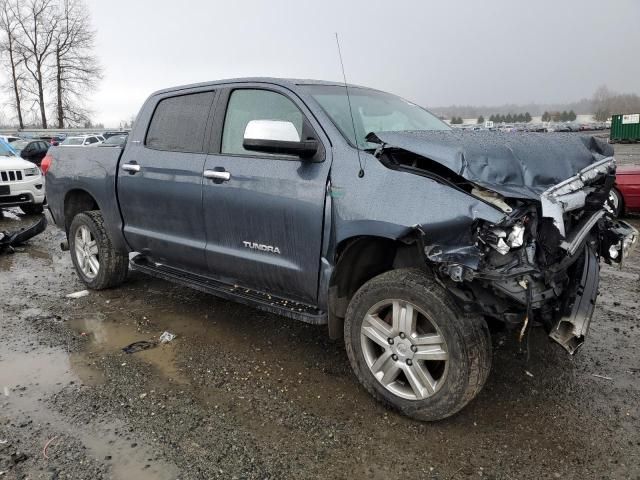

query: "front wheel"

left=344, top=269, right=492, bottom=421
left=69, top=211, right=128, bottom=290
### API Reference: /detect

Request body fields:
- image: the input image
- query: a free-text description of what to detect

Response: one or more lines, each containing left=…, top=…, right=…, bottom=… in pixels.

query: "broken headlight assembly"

left=603, top=221, right=639, bottom=263
left=480, top=222, right=526, bottom=256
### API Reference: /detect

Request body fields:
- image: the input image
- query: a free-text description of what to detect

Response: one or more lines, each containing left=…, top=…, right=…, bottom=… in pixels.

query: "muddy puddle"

left=1, top=208, right=639, bottom=478
left=0, top=324, right=180, bottom=480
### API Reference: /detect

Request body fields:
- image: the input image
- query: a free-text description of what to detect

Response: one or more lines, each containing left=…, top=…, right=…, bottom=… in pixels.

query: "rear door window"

left=146, top=91, right=215, bottom=153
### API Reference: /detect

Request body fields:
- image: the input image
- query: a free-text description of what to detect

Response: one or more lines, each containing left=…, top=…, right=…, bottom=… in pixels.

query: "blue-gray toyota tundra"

left=44, top=78, right=638, bottom=421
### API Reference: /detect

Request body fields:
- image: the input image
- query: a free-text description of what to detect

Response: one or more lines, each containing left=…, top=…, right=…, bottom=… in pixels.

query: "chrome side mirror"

left=243, top=120, right=318, bottom=158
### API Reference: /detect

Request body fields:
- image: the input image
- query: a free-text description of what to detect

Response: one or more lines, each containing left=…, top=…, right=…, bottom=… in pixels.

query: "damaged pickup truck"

left=43, top=79, right=638, bottom=421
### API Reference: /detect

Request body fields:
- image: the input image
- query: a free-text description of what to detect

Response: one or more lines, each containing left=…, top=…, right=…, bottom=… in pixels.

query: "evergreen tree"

left=477, top=115, right=485, bottom=125
left=525, top=112, right=532, bottom=123
left=568, top=110, right=577, bottom=121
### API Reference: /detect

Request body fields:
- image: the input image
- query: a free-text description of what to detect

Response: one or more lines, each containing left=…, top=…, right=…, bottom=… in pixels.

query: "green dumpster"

left=610, top=113, right=640, bottom=143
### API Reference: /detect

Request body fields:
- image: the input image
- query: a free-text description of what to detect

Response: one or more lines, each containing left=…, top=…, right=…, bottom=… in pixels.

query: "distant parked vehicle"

left=100, top=134, right=128, bottom=147
left=611, top=166, right=640, bottom=216
left=0, top=135, right=21, bottom=144
left=11, top=140, right=50, bottom=166
left=102, top=131, right=129, bottom=140
left=61, top=135, right=104, bottom=146
left=0, top=139, right=46, bottom=214
left=553, top=124, right=571, bottom=132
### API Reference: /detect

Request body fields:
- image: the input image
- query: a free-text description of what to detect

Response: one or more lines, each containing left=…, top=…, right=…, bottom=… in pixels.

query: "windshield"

left=11, top=140, right=29, bottom=153
left=303, top=85, right=450, bottom=148
left=0, top=140, right=17, bottom=157
left=62, top=137, right=84, bottom=145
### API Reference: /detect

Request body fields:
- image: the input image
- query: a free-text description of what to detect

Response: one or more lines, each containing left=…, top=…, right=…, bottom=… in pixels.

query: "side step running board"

left=129, top=255, right=327, bottom=325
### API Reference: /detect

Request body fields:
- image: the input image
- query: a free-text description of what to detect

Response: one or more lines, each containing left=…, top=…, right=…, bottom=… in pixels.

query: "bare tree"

left=0, top=0, right=25, bottom=128
left=592, top=85, right=640, bottom=121
left=12, top=0, right=57, bottom=128
left=51, top=0, right=101, bottom=127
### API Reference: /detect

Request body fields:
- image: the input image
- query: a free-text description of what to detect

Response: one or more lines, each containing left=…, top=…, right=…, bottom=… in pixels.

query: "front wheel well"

left=328, top=236, right=427, bottom=339
left=63, top=189, right=99, bottom=234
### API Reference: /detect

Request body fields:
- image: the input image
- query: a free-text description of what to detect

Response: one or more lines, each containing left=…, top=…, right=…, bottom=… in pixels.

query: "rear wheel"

left=344, top=269, right=492, bottom=421
left=69, top=211, right=128, bottom=290
left=20, top=203, right=44, bottom=215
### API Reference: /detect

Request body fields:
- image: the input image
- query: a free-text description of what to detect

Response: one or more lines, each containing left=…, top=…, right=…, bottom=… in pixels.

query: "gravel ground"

left=1, top=143, right=639, bottom=479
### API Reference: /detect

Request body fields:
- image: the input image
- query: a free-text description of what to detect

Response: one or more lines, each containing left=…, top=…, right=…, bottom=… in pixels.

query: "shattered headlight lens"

left=485, top=222, right=525, bottom=255
left=507, top=223, right=525, bottom=248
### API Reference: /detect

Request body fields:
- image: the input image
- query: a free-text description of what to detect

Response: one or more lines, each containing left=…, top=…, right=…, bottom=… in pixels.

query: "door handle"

left=204, top=170, right=231, bottom=182
left=121, top=163, right=141, bottom=173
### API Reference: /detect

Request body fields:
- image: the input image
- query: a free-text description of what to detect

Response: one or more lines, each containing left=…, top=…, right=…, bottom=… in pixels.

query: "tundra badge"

left=243, top=241, right=281, bottom=255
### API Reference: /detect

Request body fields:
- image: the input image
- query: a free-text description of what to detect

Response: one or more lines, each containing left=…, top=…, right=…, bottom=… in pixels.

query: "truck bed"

left=46, top=145, right=126, bottom=250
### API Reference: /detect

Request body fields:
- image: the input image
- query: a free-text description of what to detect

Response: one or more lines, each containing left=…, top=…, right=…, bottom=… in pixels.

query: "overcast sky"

left=18, top=0, right=640, bottom=126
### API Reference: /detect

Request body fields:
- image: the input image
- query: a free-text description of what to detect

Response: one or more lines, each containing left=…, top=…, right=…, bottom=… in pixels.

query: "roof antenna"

left=335, top=33, right=365, bottom=178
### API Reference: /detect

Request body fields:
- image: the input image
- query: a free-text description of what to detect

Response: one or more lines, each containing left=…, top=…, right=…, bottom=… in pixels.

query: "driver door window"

left=221, top=89, right=304, bottom=156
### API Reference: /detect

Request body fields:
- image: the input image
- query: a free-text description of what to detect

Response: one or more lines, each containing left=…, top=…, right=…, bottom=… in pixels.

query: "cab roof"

left=150, top=77, right=371, bottom=97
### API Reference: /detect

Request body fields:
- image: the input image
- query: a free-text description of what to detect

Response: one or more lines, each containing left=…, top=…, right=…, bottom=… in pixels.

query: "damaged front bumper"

left=549, top=246, right=599, bottom=354
left=422, top=158, right=639, bottom=355
left=550, top=217, right=637, bottom=354
left=0, top=215, right=47, bottom=253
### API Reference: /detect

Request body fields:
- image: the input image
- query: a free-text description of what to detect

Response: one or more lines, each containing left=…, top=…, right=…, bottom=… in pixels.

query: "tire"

left=609, top=188, right=624, bottom=218
left=20, top=203, right=44, bottom=215
left=68, top=210, right=128, bottom=290
left=344, top=268, right=492, bottom=421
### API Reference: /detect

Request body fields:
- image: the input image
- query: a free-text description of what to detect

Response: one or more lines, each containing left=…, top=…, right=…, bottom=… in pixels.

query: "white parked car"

left=0, top=140, right=46, bottom=214
left=61, top=135, right=104, bottom=146
left=0, top=135, right=22, bottom=144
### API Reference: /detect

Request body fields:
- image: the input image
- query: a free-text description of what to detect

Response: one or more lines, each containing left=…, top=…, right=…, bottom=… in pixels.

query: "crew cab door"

left=202, top=85, right=331, bottom=304
left=117, top=90, right=216, bottom=271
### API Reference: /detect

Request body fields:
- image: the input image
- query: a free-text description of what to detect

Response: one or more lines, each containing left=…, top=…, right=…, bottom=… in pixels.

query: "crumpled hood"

left=369, top=130, right=614, bottom=200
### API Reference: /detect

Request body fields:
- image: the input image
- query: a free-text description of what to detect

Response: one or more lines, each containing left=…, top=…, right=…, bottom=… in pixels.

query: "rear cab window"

left=146, top=92, right=215, bottom=153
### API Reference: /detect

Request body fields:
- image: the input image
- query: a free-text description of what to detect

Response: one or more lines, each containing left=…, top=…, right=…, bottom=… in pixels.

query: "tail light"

left=41, top=154, right=53, bottom=175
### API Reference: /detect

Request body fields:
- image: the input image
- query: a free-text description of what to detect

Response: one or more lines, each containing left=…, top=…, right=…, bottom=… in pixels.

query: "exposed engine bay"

left=369, top=131, right=638, bottom=354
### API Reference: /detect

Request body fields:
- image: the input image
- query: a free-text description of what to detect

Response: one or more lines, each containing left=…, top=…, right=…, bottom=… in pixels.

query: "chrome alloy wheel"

left=360, top=299, right=449, bottom=401
left=74, top=225, right=100, bottom=279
